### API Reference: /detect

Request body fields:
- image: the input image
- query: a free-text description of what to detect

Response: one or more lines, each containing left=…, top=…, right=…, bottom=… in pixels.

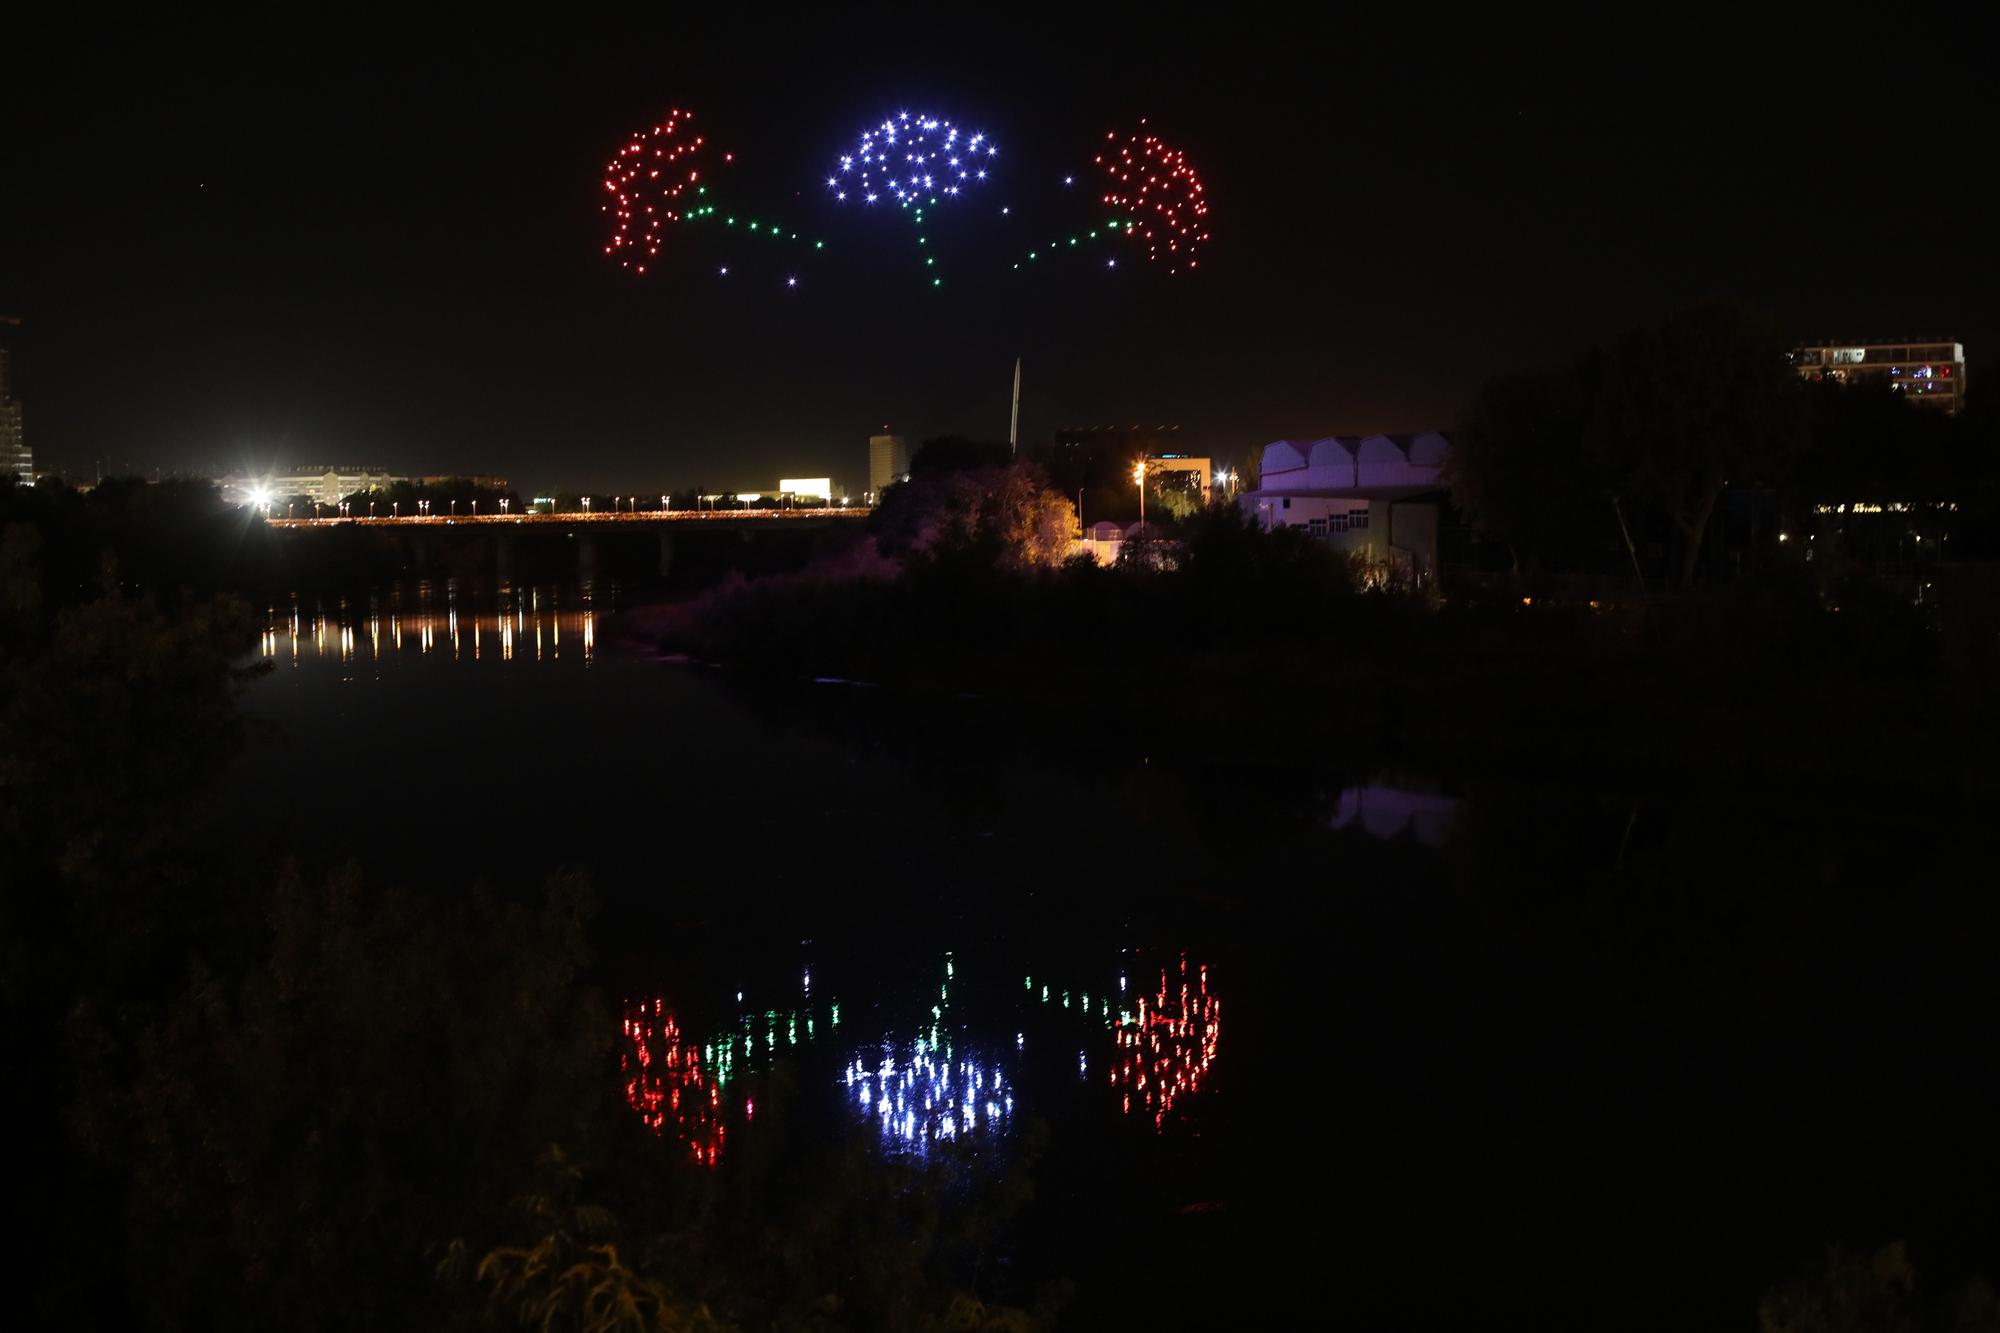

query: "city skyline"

left=3, top=26, right=1994, bottom=493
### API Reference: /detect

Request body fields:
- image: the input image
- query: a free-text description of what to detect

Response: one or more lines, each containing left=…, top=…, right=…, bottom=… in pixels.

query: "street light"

left=1132, top=459, right=1147, bottom=529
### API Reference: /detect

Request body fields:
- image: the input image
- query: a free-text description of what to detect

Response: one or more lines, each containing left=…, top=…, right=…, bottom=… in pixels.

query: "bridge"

left=259, top=507, right=871, bottom=585
left=261, top=506, right=871, bottom=529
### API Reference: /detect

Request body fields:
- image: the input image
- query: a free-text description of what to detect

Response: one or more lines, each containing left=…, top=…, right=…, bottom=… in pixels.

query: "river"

left=216, top=580, right=1998, bottom=1328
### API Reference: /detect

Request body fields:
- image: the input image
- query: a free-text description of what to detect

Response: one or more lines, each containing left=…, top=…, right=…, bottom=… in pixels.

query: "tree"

left=1586, top=299, right=1808, bottom=585
left=870, top=456, right=1077, bottom=570
left=99, top=867, right=611, bottom=1331
left=1447, top=366, right=1597, bottom=572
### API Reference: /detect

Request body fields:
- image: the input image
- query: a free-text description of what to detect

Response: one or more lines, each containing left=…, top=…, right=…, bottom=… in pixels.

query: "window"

left=1349, top=508, right=1370, bottom=530
left=1281, top=496, right=1291, bottom=510
left=1308, top=518, right=1326, bottom=536
left=1328, top=513, right=1347, bottom=533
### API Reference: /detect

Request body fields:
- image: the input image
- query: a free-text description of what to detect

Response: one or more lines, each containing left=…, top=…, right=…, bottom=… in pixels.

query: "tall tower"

left=0, top=316, right=28, bottom=486
left=868, top=429, right=907, bottom=498
left=1009, top=357, right=1021, bottom=454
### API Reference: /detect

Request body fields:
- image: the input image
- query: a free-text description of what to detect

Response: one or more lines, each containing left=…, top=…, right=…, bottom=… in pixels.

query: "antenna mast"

left=1009, top=357, right=1021, bottom=454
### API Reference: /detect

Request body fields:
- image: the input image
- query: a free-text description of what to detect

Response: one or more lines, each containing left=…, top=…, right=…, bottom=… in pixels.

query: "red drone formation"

left=601, top=109, right=718, bottom=276
left=1095, top=121, right=1210, bottom=274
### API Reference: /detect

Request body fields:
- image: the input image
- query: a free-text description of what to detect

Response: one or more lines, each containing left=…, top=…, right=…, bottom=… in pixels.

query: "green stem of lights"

left=1012, top=216, right=1138, bottom=271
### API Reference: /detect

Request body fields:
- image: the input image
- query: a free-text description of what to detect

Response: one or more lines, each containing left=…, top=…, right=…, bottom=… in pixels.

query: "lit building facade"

left=1240, top=432, right=1451, bottom=581
left=1, top=316, right=30, bottom=485
left=220, top=467, right=405, bottom=508
left=868, top=433, right=907, bottom=498
left=1792, top=341, right=1965, bottom=413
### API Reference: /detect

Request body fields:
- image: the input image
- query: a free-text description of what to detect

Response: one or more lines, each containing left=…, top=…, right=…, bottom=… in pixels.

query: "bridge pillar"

left=496, top=530, right=514, bottom=584
left=657, top=530, right=675, bottom=579
left=578, top=532, right=599, bottom=579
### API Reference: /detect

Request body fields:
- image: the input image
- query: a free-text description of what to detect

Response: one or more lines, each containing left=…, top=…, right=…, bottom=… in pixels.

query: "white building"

left=1, top=317, right=29, bottom=485
left=778, top=477, right=833, bottom=501
left=868, top=433, right=908, bottom=499
left=220, top=466, right=403, bottom=508
left=1240, top=432, right=1450, bottom=581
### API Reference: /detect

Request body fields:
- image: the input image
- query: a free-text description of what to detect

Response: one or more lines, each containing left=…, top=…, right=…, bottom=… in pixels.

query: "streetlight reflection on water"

left=257, top=583, right=600, bottom=672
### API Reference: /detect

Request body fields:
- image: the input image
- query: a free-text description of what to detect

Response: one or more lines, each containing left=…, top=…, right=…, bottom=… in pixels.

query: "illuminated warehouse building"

left=1240, top=432, right=1451, bottom=583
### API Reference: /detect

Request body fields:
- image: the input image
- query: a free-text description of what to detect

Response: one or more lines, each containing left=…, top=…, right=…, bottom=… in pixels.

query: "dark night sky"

left=3, top=24, right=1993, bottom=493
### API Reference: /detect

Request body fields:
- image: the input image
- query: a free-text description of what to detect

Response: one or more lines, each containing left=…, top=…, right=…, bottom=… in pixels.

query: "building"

left=1042, top=426, right=1185, bottom=520
left=1239, top=432, right=1451, bottom=582
left=868, top=433, right=908, bottom=498
left=1791, top=340, right=1966, bottom=413
left=1144, top=455, right=1212, bottom=504
left=220, top=466, right=404, bottom=508
left=0, top=316, right=30, bottom=485
left=778, top=477, right=833, bottom=501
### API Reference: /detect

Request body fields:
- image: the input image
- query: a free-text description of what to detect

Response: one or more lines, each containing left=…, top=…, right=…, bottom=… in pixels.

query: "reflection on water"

left=620, top=1001, right=731, bottom=1166
left=1112, top=958, right=1221, bottom=1128
left=256, top=582, right=603, bottom=673
left=844, top=953, right=1015, bottom=1155
left=1330, top=781, right=1461, bottom=848
left=620, top=952, right=1219, bottom=1164
left=846, top=1049, right=1015, bottom=1152
left=620, top=981, right=839, bottom=1167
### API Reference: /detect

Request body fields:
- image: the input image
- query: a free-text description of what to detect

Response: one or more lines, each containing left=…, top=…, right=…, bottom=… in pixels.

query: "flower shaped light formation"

left=829, top=111, right=997, bottom=209
left=1096, top=120, right=1210, bottom=274
left=602, top=108, right=715, bottom=276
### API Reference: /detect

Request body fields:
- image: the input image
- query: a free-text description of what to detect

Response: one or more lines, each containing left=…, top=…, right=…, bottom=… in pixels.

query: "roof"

left=1242, top=485, right=1445, bottom=503
left=1257, top=431, right=1450, bottom=494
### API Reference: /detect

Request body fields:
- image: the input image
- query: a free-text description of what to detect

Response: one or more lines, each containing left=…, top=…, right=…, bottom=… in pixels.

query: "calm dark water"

left=220, top=582, right=1999, bottom=1329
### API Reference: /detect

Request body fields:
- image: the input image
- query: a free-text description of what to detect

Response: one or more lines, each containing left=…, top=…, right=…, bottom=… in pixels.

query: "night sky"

left=4, top=26, right=1993, bottom=494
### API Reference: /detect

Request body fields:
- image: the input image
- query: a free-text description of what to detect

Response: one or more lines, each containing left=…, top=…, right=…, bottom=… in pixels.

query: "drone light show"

left=600, top=106, right=1209, bottom=289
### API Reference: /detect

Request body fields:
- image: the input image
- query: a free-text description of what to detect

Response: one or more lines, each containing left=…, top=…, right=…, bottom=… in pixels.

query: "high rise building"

left=1792, top=340, right=1966, bottom=413
left=0, top=316, right=30, bottom=485
left=868, top=432, right=907, bottom=498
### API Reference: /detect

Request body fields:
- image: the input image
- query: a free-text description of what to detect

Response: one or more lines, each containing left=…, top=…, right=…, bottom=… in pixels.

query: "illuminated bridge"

left=259, top=507, right=870, bottom=583
left=261, top=506, right=870, bottom=529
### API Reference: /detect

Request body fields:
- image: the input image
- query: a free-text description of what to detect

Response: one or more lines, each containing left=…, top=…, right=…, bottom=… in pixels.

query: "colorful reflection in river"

left=1111, top=957, right=1220, bottom=1128
left=618, top=986, right=837, bottom=1165
left=844, top=1049, right=1014, bottom=1152
left=620, top=999, right=728, bottom=1165
left=619, top=952, right=1219, bottom=1162
left=257, top=583, right=600, bottom=672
